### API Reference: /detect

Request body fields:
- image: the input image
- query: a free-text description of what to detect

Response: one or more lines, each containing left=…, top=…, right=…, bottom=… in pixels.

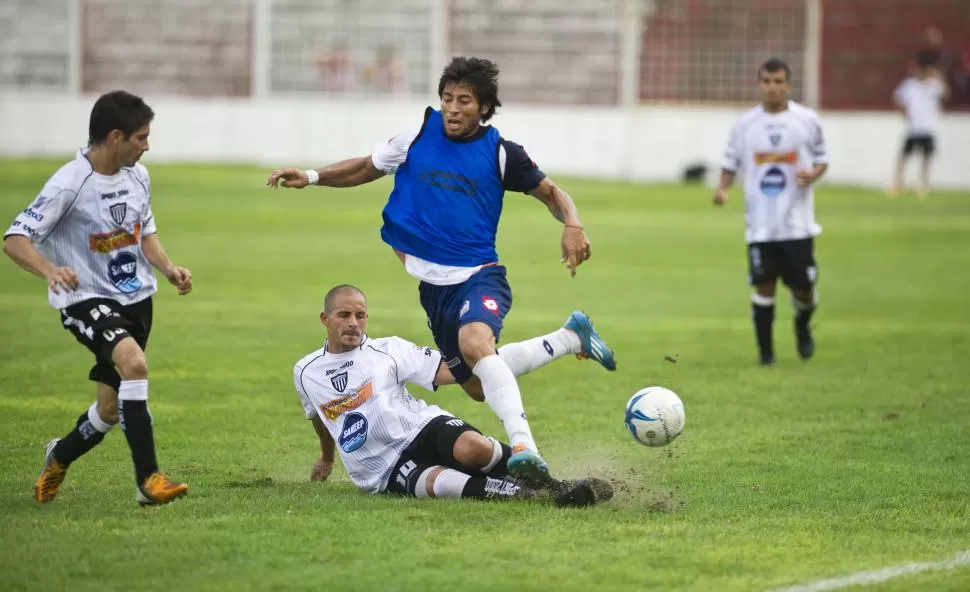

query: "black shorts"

left=60, top=297, right=153, bottom=390
left=747, top=238, right=818, bottom=291
left=902, top=135, right=935, bottom=157
left=385, top=415, right=483, bottom=496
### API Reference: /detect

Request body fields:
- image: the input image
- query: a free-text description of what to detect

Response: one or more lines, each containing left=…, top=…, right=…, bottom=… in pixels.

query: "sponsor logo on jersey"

left=22, top=207, right=44, bottom=222
left=100, top=189, right=130, bottom=200
left=754, top=151, right=797, bottom=165
left=326, top=361, right=354, bottom=376
left=760, top=166, right=787, bottom=198
left=418, top=170, right=478, bottom=196
left=109, top=203, right=128, bottom=226
left=459, top=300, right=470, bottom=319
left=10, top=220, right=37, bottom=237
left=482, top=296, right=499, bottom=315
left=338, top=412, right=368, bottom=453
left=320, top=381, right=374, bottom=420
left=89, top=223, right=141, bottom=253
left=108, top=252, right=142, bottom=293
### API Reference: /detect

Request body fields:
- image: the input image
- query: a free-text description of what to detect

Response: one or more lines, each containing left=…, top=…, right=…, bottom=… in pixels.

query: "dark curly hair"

left=438, top=57, right=502, bottom=122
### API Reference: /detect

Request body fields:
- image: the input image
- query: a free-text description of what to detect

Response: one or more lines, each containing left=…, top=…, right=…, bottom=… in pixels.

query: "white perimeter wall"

left=1, top=93, right=968, bottom=189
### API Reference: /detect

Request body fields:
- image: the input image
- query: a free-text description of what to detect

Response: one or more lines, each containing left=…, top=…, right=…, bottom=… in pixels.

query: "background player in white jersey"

left=3, top=90, right=193, bottom=506
left=890, top=53, right=949, bottom=198
left=713, top=58, right=829, bottom=366
left=267, top=57, right=615, bottom=485
left=295, top=285, right=613, bottom=507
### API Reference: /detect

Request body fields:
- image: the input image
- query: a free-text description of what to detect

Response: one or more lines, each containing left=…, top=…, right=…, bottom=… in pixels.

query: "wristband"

left=305, top=169, right=320, bottom=185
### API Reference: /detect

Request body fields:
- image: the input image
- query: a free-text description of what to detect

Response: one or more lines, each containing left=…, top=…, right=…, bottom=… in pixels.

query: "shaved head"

left=323, top=284, right=365, bottom=314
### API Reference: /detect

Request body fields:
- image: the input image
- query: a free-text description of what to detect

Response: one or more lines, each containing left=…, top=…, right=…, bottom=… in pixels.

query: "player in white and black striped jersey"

left=713, top=58, right=829, bottom=366
left=295, top=285, right=613, bottom=507
left=3, top=90, right=193, bottom=506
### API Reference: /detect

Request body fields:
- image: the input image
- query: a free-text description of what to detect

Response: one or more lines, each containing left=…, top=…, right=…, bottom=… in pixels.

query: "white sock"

left=430, top=468, right=471, bottom=499
left=471, top=354, right=537, bottom=452
left=117, top=379, right=148, bottom=401
left=87, top=402, right=114, bottom=433
left=498, top=328, right=581, bottom=377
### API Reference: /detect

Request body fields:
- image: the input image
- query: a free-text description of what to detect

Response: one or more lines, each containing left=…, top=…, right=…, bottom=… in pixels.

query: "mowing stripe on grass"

left=771, top=550, right=970, bottom=592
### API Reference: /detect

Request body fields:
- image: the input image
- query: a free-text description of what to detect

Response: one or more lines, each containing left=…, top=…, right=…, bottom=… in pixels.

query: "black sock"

left=795, top=304, right=816, bottom=328
left=461, top=475, right=524, bottom=500
left=752, top=301, right=775, bottom=358
left=53, top=407, right=108, bottom=466
left=119, top=399, right=159, bottom=485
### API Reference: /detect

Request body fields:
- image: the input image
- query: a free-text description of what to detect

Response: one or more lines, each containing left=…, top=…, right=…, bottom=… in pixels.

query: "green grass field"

left=1, top=158, right=968, bottom=591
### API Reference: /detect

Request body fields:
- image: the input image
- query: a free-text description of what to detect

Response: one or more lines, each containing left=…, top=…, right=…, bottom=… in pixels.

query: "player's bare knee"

left=458, top=323, right=496, bottom=366
left=453, top=431, right=493, bottom=470
left=755, top=282, right=776, bottom=298
left=113, top=340, right=148, bottom=380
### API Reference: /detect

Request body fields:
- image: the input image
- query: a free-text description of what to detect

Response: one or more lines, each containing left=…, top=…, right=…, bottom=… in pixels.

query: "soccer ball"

left=624, top=386, right=686, bottom=447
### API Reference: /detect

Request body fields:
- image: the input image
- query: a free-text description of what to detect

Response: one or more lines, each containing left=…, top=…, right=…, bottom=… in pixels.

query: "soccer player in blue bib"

left=267, top=57, right=615, bottom=484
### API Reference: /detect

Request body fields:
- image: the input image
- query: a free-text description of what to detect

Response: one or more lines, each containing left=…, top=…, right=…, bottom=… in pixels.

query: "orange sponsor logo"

left=89, top=223, right=141, bottom=253
left=753, top=151, right=798, bottom=165
left=320, top=381, right=373, bottom=420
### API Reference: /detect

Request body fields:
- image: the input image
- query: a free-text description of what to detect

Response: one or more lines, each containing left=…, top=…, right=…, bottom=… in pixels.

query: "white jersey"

left=294, top=336, right=448, bottom=494
left=4, top=149, right=158, bottom=309
left=893, top=77, right=944, bottom=136
left=722, top=101, right=828, bottom=244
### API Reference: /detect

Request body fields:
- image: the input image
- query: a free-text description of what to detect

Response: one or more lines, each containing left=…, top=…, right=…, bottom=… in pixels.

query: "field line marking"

left=770, top=550, right=970, bottom=592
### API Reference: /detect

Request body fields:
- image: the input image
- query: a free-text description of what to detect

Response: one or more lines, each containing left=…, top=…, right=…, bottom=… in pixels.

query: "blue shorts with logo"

left=418, top=264, right=512, bottom=384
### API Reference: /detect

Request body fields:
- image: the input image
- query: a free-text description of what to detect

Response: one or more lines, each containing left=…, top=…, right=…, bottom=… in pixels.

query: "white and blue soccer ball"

left=624, top=386, right=686, bottom=447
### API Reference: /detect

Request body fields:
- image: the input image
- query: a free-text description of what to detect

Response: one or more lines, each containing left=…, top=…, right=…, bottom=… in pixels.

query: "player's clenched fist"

left=46, top=265, right=80, bottom=294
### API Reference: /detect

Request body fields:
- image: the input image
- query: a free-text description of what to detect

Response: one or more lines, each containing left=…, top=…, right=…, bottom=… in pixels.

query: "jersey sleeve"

left=807, top=112, right=829, bottom=165
left=892, top=81, right=907, bottom=106
left=293, top=363, right=318, bottom=419
left=134, top=165, right=157, bottom=236
left=4, top=183, right=76, bottom=243
left=721, top=120, right=743, bottom=173
left=500, top=140, right=546, bottom=193
left=371, top=127, right=420, bottom=174
left=385, top=337, right=443, bottom=391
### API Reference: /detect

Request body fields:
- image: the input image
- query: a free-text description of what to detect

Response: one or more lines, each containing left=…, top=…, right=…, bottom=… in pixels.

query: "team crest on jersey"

left=330, top=371, right=349, bottom=392
left=109, top=203, right=128, bottom=226
left=769, top=134, right=781, bottom=147
left=320, top=381, right=374, bottom=420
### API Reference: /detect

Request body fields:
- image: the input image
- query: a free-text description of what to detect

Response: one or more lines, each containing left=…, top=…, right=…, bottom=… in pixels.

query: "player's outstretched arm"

left=713, top=170, right=736, bottom=206
left=528, top=178, right=591, bottom=277
left=266, top=156, right=385, bottom=190
left=309, top=415, right=336, bottom=482
left=2, top=235, right=79, bottom=294
left=142, top=233, right=192, bottom=295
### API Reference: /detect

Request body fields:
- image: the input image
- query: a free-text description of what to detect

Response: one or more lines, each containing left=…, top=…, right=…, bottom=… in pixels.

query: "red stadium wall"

left=820, top=0, right=970, bottom=110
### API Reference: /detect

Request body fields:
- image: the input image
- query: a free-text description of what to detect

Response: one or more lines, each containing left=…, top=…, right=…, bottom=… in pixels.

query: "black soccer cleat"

left=552, top=477, right=614, bottom=508
left=795, top=321, right=814, bottom=360
left=760, top=353, right=776, bottom=367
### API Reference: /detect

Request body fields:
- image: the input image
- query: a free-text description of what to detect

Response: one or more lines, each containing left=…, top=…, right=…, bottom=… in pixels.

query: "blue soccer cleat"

left=563, top=311, right=617, bottom=371
left=507, top=445, right=554, bottom=487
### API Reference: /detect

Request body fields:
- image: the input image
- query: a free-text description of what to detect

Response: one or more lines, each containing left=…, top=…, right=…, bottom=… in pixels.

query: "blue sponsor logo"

left=22, top=207, right=44, bottom=222
left=760, top=166, right=787, bottom=198
left=338, top=412, right=368, bottom=453
left=108, top=252, right=142, bottom=293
